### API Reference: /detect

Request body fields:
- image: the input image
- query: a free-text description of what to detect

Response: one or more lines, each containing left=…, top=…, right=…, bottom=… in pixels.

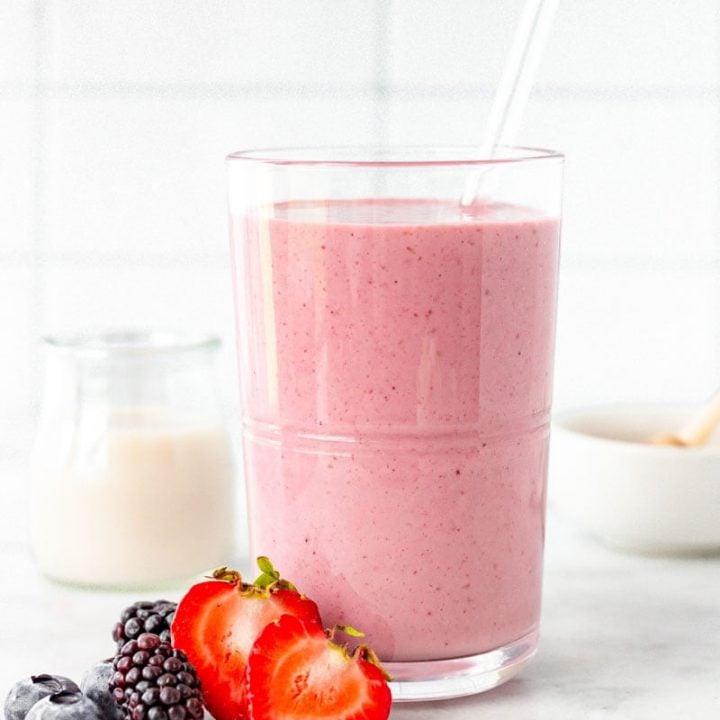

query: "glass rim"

left=42, top=330, right=221, bottom=357
left=226, top=144, right=563, bottom=168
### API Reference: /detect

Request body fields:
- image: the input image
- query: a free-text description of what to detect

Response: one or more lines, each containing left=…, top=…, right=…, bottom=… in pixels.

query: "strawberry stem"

left=325, top=625, right=366, bottom=644
left=324, top=627, right=392, bottom=683
left=210, top=567, right=242, bottom=584
left=253, top=556, right=281, bottom=588
left=210, top=558, right=301, bottom=596
left=256, top=556, right=278, bottom=577
left=253, top=556, right=298, bottom=592
left=355, top=645, right=392, bottom=682
left=336, top=625, right=365, bottom=638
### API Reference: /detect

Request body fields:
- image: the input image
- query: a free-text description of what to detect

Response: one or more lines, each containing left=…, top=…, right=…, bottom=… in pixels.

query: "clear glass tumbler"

left=30, top=331, right=236, bottom=590
left=227, top=147, right=563, bottom=700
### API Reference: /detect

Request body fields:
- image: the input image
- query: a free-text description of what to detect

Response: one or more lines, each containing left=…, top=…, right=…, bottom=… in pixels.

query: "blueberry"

left=25, top=693, right=104, bottom=720
left=80, top=662, right=122, bottom=720
left=4, top=676, right=81, bottom=720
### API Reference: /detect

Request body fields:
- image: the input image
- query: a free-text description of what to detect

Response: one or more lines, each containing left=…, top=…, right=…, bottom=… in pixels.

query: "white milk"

left=30, top=407, right=235, bottom=588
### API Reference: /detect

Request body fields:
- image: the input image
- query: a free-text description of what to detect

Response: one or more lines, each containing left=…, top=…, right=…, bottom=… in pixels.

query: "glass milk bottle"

left=30, top=331, right=235, bottom=589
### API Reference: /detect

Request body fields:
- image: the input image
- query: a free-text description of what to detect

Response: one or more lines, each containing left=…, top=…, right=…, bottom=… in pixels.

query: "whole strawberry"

left=171, top=558, right=322, bottom=720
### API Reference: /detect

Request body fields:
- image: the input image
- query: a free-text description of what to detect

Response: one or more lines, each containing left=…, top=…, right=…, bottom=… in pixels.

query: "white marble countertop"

left=1, top=457, right=719, bottom=720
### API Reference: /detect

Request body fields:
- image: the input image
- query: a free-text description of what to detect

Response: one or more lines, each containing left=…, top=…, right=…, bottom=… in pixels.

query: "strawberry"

left=246, top=614, right=392, bottom=720
left=171, top=558, right=322, bottom=720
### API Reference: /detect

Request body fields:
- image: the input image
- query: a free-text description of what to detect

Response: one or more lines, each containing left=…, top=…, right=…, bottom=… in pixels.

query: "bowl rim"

left=552, top=402, right=720, bottom=456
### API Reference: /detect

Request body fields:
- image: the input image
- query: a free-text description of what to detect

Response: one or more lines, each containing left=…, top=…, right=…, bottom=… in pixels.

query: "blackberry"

left=112, top=602, right=176, bottom=650
left=109, top=634, right=203, bottom=720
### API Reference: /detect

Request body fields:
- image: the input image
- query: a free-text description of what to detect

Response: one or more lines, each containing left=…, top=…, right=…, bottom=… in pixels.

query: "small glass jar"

left=30, top=331, right=236, bottom=590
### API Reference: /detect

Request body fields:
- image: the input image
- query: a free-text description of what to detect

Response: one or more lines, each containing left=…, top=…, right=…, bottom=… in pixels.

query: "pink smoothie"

left=231, top=199, right=560, bottom=662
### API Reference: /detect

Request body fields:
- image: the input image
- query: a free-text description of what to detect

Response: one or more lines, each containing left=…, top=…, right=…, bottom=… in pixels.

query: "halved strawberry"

left=246, top=614, right=392, bottom=720
left=171, top=558, right=322, bottom=720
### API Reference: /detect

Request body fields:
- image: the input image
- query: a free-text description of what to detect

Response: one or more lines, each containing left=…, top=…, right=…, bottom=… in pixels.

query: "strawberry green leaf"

left=337, top=625, right=365, bottom=638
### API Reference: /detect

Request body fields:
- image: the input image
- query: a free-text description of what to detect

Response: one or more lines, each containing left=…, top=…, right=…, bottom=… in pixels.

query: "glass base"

left=385, top=629, right=538, bottom=702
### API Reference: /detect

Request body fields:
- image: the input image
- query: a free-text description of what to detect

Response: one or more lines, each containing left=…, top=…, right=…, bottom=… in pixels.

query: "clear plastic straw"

left=460, top=0, right=559, bottom=207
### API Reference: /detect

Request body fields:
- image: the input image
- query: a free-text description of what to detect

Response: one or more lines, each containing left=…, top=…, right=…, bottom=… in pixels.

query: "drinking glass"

left=227, top=146, right=563, bottom=700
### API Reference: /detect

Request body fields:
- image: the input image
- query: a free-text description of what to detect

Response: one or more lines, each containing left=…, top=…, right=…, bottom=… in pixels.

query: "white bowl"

left=550, top=404, right=720, bottom=555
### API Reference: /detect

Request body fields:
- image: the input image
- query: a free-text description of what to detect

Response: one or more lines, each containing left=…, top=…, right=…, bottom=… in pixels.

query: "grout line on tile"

left=372, top=0, right=390, bottom=144
left=39, top=81, right=375, bottom=100
left=560, top=254, right=720, bottom=274
left=708, top=1, right=720, bottom=390
left=373, top=83, right=720, bottom=104
left=27, top=0, right=47, bottom=422
left=27, top=251, right=229, bottom=270
left=1, top=82, right=718, bottom=104
left=711, top=86, right=720, bottom=387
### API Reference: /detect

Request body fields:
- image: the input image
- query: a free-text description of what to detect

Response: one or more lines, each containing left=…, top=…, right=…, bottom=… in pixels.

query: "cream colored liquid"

left=30, top=407, right=235, bottom=588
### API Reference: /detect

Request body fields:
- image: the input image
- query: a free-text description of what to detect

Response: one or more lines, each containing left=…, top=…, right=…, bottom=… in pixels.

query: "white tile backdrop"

left=2, top=0, right=720, bottom=464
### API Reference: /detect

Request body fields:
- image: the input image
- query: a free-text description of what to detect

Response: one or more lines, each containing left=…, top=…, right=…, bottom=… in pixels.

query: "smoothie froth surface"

left=271, top=197, right=547, bottom=225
